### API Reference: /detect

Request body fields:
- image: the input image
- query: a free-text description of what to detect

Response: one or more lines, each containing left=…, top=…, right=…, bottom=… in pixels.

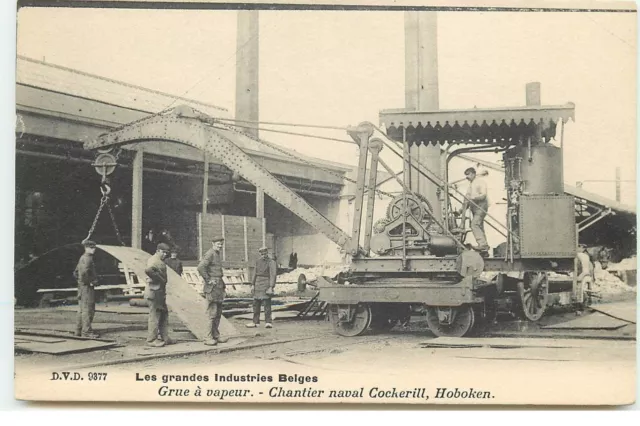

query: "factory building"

left=15, top=57, right=358, bottom=268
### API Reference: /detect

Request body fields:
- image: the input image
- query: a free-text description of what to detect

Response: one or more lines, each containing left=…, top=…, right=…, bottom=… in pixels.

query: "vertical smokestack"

left=615, top=167, right=621, bottom=202
left=236, top=10, right=259, bottom=139
left=405, top=12, right=439, bottom=111
left=405, top=11, right=441, bottom=222
left=526, top=82, right=541, bottom=106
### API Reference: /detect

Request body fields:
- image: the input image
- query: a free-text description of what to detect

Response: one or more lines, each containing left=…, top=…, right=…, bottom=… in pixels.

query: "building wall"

left=265, top=194, right=350, bottom=266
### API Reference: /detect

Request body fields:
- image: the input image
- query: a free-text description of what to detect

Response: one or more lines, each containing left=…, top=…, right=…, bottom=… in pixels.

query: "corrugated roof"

left=565, top=184, right=636, bottom=216
left=17, top=56, right=229, bottom=118
left=16, top=56, right=353, bottom=173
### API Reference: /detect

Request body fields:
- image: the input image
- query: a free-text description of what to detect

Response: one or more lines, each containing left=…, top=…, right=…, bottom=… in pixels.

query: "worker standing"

left=165, top=248, right=183, bottom=276
left=197, top=236, right=229, bottom=346
left=246, top=246, right=277, bottom=329
left=462, top=167, right=490, bottom=257
left=576, top=244, right=595, bottom=311
left=145, top=243, right=172, bottom=347
left=143, top=229, right=156, bottom=254
left=74, top=239, right=99, bottom=338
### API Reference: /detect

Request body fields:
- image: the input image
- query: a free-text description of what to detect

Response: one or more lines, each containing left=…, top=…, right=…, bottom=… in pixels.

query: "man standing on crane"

left=197, top=236, right=229, bottom=346
left=462, top=167, right=490, bottom=257
left=74, top=239, right=99, bottom=338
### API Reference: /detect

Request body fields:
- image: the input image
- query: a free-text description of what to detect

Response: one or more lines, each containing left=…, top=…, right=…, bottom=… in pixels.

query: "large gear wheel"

left=386, top=194, right=425, bottom=222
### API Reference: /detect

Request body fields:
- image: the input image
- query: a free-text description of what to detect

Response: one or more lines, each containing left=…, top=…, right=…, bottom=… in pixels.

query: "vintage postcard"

left=12, top=0, right=637, bottom=405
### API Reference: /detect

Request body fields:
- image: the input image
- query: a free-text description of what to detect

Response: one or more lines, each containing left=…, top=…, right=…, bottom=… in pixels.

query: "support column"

left=200, top=153, right=209, bottom=259
left=256, top=189, right=264, bottom=218
left=131, top=148, right=143, bottom=249
left=256, top=188, right=265, bottom=246
left=405, top=11, right=441, bottom=222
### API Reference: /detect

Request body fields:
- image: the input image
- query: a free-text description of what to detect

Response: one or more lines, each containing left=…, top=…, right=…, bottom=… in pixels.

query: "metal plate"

left=519, top=195, right=577, bottom=258
left=97, top=245, right=239, bottom=340
left=318, top=276, right=479, bottom=306
left=349, top=256, right=575, bottom=274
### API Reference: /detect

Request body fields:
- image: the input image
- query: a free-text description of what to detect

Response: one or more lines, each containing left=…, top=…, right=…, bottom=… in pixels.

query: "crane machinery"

left=84, top=101, right=577, bottom=338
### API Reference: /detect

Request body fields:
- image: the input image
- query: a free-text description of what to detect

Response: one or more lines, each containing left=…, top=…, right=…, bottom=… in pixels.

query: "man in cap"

left=145, top=242, right=172, bottom=347
left=246, top=246, right=277, bottom=329
left=461, top=167, right=490, bottom=257
left=197, top=236, right=229, bottom=346
left=74, top=239, right=99, bottom=338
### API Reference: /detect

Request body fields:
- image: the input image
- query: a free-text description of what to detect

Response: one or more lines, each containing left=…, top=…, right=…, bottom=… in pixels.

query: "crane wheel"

left=425, top=305, right=476, bottom=337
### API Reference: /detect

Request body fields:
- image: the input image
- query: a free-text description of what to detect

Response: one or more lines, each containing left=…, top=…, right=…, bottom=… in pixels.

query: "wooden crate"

left=198, top=213, right=273, bottom=268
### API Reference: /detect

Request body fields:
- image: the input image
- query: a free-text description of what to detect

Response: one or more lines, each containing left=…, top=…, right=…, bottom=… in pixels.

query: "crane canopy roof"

left=380, top=103, right=575, bottom=146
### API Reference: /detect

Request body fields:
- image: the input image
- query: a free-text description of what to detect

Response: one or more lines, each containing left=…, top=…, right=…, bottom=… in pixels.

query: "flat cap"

left=157, top=243, right=171, bottom=251
left=82, top=239, right=97, bottom=248
left=211, top=236, right=225, bottom=243
left=258, top=246, right=269, bottom=252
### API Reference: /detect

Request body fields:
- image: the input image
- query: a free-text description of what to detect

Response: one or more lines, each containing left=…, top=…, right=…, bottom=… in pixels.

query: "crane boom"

left=84, top=106, right=357, bottom=255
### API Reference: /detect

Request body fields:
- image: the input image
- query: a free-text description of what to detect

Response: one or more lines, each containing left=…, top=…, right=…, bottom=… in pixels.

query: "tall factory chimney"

left=235, top=10, right=264, bottom=219
left=236, top=10, right=260, bottom=138
left=404, top=11, right=442, bottom=222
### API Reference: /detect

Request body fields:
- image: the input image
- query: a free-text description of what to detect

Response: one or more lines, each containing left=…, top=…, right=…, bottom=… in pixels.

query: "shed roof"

left=16, top=56, right=353, bottom=174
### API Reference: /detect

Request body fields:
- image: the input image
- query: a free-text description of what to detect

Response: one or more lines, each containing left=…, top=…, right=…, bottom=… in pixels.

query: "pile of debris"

left=591, top=263, right=636, bottom=302
left=276, top=265, right=346, bottom=285
left=607, top=256, right=637, bottom=271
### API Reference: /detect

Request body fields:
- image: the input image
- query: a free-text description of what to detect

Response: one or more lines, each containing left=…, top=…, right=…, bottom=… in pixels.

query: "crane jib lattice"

left=86, top=107, right=358, bottom=255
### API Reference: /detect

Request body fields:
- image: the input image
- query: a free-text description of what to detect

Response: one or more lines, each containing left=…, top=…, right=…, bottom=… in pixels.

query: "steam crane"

left=317, top=102, right=578, bottom=337
left=85, top=101, right=577, bottom=338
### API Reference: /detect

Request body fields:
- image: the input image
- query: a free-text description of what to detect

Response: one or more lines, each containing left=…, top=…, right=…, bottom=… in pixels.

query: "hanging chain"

left=85, top=192, right=109, bottom=242
left=85, top=148, right=125, bottom=244
left=106, top=202, right=125, bottom=246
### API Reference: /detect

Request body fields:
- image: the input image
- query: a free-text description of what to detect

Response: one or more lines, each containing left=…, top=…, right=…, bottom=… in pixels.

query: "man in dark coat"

left=246, top=246, right=277, bottom=329
left=74, top=240, right=99, bottom=338
left=197, top=236, right=229, bottom=346
left=143, top=229, right=156, bottom=254
left=145, top=243, right=172, bottom=347
left=165, top=248, right=183, bottom=276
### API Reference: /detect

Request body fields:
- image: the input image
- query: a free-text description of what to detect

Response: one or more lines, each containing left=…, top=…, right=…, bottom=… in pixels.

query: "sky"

left=15, top=6, right=637, bottom=207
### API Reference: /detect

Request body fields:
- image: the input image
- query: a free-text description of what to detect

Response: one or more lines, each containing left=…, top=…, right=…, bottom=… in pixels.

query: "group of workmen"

left=73, top=236, right=278, bottom=347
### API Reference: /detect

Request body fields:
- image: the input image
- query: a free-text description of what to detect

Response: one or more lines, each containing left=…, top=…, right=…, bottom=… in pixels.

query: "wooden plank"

left=97, top=245, right=239, bottom=340
left=233, top=311, right=301, bottom=321
left=419, top=337, right=630, bottom=349
left=14, top=334, right=66, bottom=343
left=541, top=313, right=627, bottom=330
left=38, top=284, right=145, bottom=293
left=15, top=339, right=117, bottom=355
left=590, top=301, right=637, bottom=324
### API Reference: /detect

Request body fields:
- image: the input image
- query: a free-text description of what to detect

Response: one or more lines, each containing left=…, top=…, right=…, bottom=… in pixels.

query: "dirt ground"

left=14, top=291, right=637, bottom=373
